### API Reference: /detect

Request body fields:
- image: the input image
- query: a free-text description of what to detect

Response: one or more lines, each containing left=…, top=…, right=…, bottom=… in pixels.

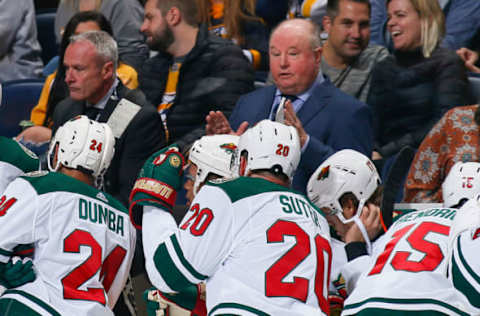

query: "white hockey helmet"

left=48, top=115, right=115, bottom=179
left=442, top=162, right=480, bottom=208
left=237, top=120, right=301, bottom=180
left=307, top=149, right=381, bottom=223
left=188, top=134, right=239, bottom=194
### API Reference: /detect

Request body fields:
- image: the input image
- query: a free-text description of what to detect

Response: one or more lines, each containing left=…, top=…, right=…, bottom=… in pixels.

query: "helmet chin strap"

left=340, top=198, right=372, bottom=255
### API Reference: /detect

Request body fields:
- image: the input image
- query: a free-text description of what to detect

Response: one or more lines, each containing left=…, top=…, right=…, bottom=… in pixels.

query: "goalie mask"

left=189, top=134, right=239, bottom=194
left=48, top=115, right=115, bottom=181
left=442, top=162, right=480, bottom=208
left=237, top=120, right=301, bottom=180
left=307, top=149, right=381, bottom=224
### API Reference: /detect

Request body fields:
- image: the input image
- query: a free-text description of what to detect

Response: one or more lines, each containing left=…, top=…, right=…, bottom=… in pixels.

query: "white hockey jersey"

left=142, top=177, right=332, bottom=316
left=342, top=207, right=477, bottom=316
left=0, top=172, right=136, bottom=316
left=0, top=136, right=39, bottom=193
left=447, top=199, right=480, bottom=313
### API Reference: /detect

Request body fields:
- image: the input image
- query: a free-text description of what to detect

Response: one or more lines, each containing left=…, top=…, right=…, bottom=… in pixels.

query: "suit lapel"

left=254, top=85, right=276, bottom=123
left=296, top=79, right=333, bottom=126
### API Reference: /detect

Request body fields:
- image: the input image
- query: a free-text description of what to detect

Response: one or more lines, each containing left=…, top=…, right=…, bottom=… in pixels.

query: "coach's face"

left=64, top=40, right=114, bottom=104
left=269, top=20, right=322, bottom=95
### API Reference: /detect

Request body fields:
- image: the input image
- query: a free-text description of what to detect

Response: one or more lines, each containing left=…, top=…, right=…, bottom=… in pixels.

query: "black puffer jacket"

left=368, top=46, right=474, bottom=158
left=140, top=25, right=255, bottom=150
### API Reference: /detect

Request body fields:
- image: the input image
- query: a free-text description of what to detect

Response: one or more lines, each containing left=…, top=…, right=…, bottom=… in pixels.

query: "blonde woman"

left=369, top=0, right=473, bottom=168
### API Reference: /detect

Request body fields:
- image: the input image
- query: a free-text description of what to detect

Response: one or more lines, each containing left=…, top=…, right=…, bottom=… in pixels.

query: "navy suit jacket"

left=229, top=78, right=373, bottom=192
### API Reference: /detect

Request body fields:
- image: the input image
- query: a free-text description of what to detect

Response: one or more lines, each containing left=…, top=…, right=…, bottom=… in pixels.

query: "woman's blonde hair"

left=387, top=0, right=445, bottom=57
left=197, top=0, right=261, bottom=46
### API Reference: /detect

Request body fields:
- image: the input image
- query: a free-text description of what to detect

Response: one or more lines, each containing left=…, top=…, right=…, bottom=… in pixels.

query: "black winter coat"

left=140, top=25, right=255, bottom=150
left=368, top=46, right=473, bottom=157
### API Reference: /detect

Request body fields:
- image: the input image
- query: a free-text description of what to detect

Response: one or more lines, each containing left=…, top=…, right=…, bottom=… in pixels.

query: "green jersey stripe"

left=154, top=241, right=196, bottom=292
left=0, top=297, right=42, bottom=316
left=354, top=307, right=449, bottom=315
left=0, top=248, right=13, bottom=257
left=171, top=234, right=207, bottom=281
left=343, top=297, right=470, bottom=316
left=3, top=289, right=61, bottom=316
left=451, top=237, right=480, bottom=308
left=208, top=302, right=270, bottom=316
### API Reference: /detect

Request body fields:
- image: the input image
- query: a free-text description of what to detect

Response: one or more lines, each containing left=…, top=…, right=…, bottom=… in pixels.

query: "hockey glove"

left=129, top=145, right=185, bottom=228
left=143, top=285, right=206, bottom=316
left=0, top=257, right=35, bottom=289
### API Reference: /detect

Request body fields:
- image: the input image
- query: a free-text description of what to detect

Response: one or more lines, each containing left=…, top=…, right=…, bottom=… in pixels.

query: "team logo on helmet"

left=317, top=165, right=330, bottom=180
left=220, top=143, right=237, bottom=154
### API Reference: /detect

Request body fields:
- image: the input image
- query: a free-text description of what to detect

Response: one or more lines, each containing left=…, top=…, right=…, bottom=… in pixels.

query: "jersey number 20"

left=61, top=229, right=127, bottom=305
left=265, top=220, right=331, bottom=313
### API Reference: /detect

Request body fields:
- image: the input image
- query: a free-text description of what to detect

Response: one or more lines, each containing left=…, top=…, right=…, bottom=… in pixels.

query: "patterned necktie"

left=273, top=94, right=297, bottom=123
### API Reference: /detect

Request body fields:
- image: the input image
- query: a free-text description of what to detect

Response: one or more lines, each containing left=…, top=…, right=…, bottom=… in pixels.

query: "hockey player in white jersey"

left=0, top=136, right=39, bottom=193
left=307, top=149, right=383, bottom=314
left=445, top=162, right=480, bottom=313
left=0, top=116, right=136, bottom=316
left=130, top=120, right=332, bottom=316
left=140, top=134, right=239, bottom=316
left=341, top=161, right=480, bottom=315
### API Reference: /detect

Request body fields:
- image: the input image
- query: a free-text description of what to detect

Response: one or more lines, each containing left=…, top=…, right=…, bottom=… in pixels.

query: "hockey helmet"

left=237, top=120, right=301, bottom=180
left=188, top=134, right=239, bottom=194
left=307, top=149, right=381, bottom=223
left=442, top=162, right=480, bottom=208
left=48, top=115, right=115, bottom=179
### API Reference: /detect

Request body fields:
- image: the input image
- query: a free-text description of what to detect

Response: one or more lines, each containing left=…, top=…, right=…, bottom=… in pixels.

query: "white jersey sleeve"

left=0, top=178, right=39, bottom=262
left=448, top=199, right=480, bottom=311
left=143, top=184, right=234, bottom=293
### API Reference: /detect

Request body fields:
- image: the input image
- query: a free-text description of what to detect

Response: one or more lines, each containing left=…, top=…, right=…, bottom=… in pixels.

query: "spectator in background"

left=0, top=0, right=43, bottom=82
left=369, top=0, right=472, bottom=168
left=196, top=0, right=270, bottom=72
left=321, top=0, right=389, bottom=103
left=17, top=11, right=139, bottom=149
left=139, top=0, right=254, bottom=151
left=55, top=0, right=148, bottom=70
left=370, top=0, right=480, bottom=52
left=403, top=105, right=480, bottom=204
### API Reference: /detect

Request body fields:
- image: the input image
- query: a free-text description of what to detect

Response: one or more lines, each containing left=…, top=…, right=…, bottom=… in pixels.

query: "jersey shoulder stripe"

left=2, top=289, right=61, bottom=316
left=207, top=177, right=298, bottom=202
left=153, top=235, right=199, bottom=292
left=0, top=137, right=38, bottom=173
left=451, top=236, right=480, bottom=308
left=343, top=297, right=470, bottom=316
left=209, top=302, right=270, bottom=316
left=353, top=307, right=448, bottom=315
left=19, top=172, right=127, bottom=214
